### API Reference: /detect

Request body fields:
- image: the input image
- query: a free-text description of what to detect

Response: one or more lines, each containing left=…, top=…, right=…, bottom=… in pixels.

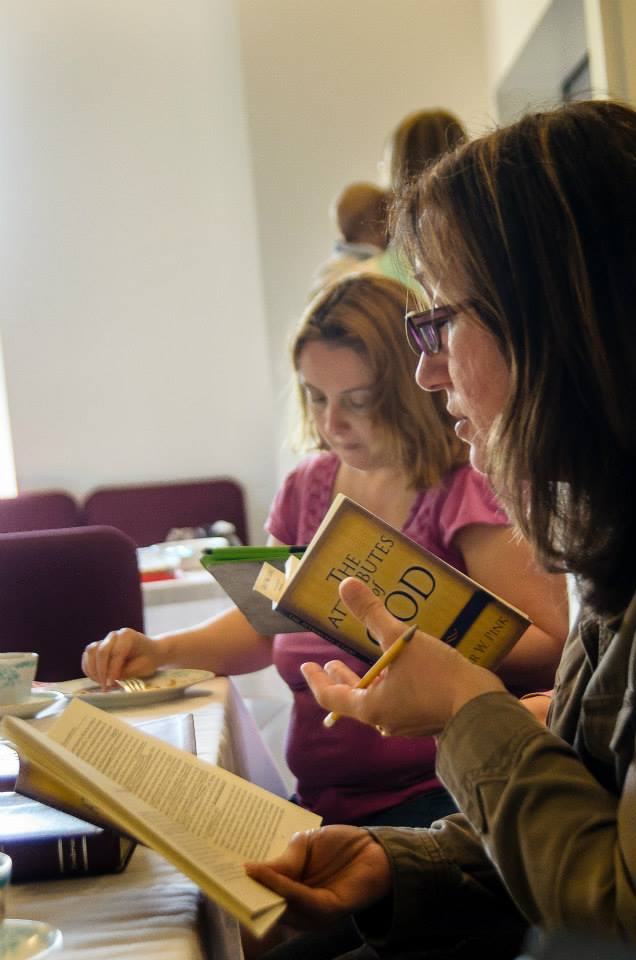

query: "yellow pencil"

left=322, top=623, right=418, bottom=728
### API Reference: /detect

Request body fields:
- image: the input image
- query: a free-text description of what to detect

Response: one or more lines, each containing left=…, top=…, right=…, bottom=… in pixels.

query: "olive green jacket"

left=359, top=591, right=636, bottom=957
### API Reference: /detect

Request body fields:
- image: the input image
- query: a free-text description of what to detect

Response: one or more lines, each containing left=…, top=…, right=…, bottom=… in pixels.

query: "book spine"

left=0, top=833, right=133, bottom=882
left=279, top=605, right=376, bottom=664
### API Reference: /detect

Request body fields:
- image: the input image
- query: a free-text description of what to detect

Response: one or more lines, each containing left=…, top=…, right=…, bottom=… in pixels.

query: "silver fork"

left=115, top=677, right=148, bottom=693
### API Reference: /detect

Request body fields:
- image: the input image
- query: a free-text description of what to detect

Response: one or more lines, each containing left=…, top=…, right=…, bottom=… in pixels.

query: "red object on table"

left=140, top=570, right=178, bottom=582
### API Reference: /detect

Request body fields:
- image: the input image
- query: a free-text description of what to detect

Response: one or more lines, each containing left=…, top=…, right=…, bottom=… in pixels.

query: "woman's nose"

left=325, top=400, right=347, bottom=433
left=415, top=351, right=448, bottom=392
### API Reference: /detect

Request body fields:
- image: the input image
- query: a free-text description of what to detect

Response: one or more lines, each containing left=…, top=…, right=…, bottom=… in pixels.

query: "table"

left=142, top=571, right=228, bottom=609
left=6, top=677, right=286, bottom=959
left=141, top=579, right=294, bottom=795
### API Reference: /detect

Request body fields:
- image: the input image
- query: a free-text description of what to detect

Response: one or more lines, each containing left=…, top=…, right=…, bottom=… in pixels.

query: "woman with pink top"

left=82, top=274, right=567, bottom=830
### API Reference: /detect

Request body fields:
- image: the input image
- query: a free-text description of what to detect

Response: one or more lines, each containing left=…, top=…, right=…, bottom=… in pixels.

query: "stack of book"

left=1, top=713, right=201, bottom=884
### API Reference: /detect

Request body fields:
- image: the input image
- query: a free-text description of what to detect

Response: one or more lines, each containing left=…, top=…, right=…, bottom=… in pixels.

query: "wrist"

left=449, top=665, right=504, bottom=720
left=152, top=633, right=174, bottom=666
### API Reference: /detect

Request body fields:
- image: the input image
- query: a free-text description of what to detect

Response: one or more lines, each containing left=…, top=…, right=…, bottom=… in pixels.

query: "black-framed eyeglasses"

left=404, top=303, right=461, bottom=357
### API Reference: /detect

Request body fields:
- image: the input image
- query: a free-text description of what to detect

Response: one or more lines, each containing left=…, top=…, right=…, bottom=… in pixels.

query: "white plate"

left=47, top=669, right=215, bottom=709
left=0, top=919, right=62, bottom=959
left=0, top=690, right=63, bottom=719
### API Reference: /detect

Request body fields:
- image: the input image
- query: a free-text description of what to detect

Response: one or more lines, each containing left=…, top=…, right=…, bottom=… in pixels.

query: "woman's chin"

left=467, top=441, right=488, bottom=475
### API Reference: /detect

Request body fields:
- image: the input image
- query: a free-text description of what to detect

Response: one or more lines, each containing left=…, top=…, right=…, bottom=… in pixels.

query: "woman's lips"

left=454, top=418, right=469, bottom=439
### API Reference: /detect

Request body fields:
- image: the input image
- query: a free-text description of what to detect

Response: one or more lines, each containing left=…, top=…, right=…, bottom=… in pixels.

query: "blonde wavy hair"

left=290, top=274, right=467, bottom=490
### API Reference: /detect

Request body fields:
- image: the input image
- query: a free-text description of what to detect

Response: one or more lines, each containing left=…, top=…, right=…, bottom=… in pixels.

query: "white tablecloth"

left=142, top=592, right=295, bottom=795
left=142, top=571, right=227, bottom=609
left=6, top=677, right=285, bottom=959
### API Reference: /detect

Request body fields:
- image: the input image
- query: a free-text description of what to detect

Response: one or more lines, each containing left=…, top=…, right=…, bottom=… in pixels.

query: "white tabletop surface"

left=140, top=589, right=294, bottom=796
left=142, top=570, right=227, bottom=607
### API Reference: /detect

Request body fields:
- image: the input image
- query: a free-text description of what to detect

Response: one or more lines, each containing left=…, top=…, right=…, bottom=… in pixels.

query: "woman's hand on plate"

left=82, top=628, right=162, bottom=690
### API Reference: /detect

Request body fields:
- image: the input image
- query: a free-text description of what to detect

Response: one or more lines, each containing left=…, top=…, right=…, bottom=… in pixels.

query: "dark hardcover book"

left=0, top=791, right=136, bottom=881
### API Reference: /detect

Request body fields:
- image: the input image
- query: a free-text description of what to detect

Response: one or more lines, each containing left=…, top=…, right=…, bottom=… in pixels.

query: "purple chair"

left=82, top=478, right=248, bottom=547
left=0, top=526, right=144, bottom=681
left=0, top=490, right=81, bottom=534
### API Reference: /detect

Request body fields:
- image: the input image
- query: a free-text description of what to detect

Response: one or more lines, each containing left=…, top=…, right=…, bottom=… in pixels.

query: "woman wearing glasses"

left=246, top=101, right=636, bottom=958
left=83, top=273, right=566, bottom=834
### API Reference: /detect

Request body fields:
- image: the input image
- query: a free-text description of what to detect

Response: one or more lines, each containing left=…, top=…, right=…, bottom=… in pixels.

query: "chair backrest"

left=0, top=490, right=81, bottom=534
left=82, top=478, right=248, bottom=547
left=0, top=526, right=144, bottom=681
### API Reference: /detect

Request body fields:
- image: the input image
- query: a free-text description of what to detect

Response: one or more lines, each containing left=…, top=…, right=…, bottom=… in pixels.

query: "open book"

left=2, top=699, right=320, bottom=937
left=0, top=712, right=196, bottom=882
left=204, top=494, right=532, bottom=667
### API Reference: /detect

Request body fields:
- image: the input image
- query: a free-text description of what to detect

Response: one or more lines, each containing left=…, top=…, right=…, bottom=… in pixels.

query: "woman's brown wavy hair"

left=291, top=274, right=467, bottom=490
left=394, top=100, right=636, bottom=618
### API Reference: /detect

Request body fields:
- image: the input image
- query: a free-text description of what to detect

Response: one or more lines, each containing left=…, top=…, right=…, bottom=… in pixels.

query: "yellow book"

left=255, top=493, right=531, bottom=668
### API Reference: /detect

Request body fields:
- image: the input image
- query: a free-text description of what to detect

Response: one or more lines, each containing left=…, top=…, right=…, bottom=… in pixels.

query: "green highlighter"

left=201, top=545, right=306, bottom=564
left=199, top=544, right=307, bottom=636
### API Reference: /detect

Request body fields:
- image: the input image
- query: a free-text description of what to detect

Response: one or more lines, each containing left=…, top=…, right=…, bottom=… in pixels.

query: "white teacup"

left=0, top=653, right=38, bottom=705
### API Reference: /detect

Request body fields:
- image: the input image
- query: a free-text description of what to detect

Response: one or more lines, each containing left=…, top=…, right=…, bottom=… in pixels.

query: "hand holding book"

left=249, top=494, right=531, bottom=667
left=245, top=823, right=392, bottom=930
left=2, top=700, right=320, bottom=936
left=301, top=576, right=505, bottom=739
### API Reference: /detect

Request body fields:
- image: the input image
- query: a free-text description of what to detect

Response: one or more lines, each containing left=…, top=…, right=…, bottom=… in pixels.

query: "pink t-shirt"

left=265, top=452, right=509, bottom=824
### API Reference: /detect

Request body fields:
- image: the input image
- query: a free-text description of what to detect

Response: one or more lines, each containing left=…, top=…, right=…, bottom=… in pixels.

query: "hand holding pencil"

left=300, top=577, right=504, bottom=739
left=322, top=624, right=417, bottom=728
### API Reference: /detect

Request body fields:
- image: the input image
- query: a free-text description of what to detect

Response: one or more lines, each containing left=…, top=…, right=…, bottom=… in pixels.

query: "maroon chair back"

left=0, top=490, right=81, bottom=534
left=0, top=526, right=144, bottom=681
left=82, top=478, right=248, bottom=547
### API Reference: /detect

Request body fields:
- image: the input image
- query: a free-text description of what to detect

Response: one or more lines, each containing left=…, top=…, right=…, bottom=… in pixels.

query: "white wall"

left=236, top=0, right=492, bottom=475
left=6, top=2, right=573, bottom=531
left=586, top=0, right=636, bottom=102
left=0, top=0, right=494, bottom=519
left=0, top=0, right=276, bottom=540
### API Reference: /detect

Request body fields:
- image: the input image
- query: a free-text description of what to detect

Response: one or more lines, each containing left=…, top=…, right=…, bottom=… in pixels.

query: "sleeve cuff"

left=354, top=826, right=460, bottom=948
